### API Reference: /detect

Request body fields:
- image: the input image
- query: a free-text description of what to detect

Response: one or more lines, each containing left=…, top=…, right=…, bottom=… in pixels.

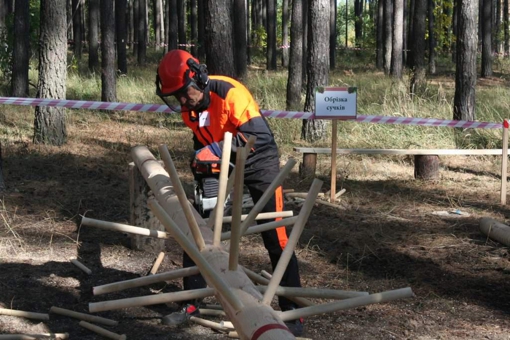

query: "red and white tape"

left=0, top=96, right=502, bottom=129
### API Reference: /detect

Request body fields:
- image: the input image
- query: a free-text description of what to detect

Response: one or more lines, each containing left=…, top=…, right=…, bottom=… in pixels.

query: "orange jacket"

left=182, top=75, right=279, bottom=171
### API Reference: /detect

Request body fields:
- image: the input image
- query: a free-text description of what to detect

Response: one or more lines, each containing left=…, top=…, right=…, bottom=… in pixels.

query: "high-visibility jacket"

left=181, top=75, right=279, bottom=171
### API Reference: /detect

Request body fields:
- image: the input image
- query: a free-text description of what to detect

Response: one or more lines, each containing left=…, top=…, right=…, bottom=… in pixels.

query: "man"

left=155, top=49, right=303, bottom=336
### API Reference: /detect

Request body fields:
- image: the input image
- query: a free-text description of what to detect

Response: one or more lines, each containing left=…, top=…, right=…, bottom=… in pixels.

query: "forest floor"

left=1, top=111, right=510, bottom=339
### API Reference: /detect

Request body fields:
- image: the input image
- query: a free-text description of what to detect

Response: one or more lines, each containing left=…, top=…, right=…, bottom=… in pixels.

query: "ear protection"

left=186, top=58, right=209, bottom=90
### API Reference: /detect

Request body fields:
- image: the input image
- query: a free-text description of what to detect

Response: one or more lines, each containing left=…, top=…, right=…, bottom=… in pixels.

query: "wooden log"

left=79, top=321, right=126, bottom=340
left=479, top=217, right=510, bottom=246
left=148, top=251, right=166, bottom=275
left=70, top=259, right=92, bottom=275
left=93, top=266, right=200, bottom=295
left=50, top=306, right=118, bottom=326
left=0, top=308, right=49, bottom=321
left=0, top=334, right=68, bottom=340
left=129, top=162, right=166, bottom=252
left=197, top=308, right=227, bottom=317
left=89, top=288, right=215, bottom=313
left=131, top=145, right=294, bottom=340
left=414, top=155, right=439, bottom=180
left=299, top=152, right=317, bottom=178
left=278, top=287, right=414, bottom=321
left=81, top=217, right=169, bottom=239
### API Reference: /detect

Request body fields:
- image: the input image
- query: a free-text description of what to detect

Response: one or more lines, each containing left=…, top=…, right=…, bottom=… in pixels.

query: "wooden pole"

left=50, top=306, right=118, bottom=326
left=213, top=132, right=233, bottom=246
left=81, top=217, right=169, bottom=239
left=206, top=136, right=257, bottom=229
left=501, top=119, right=509, bottom=205
left=159, top=144, right=206, bottom=251
left=221, top=217, right=298, bottom=241
left=89, top=288, right=215, bottom=313
left=79, top=321, right=126, bottom=340
left=229, top=148, right=247, bottom=271
left=148, top=198, right=244, bottom=311
left=93, top=266, right=200, bottom=295
left=239, top=159, right=297, bottom=235
left=148, top=251, right=166, bottom=275
left=70, top=259, right=92, bottom=275
left=0, top=308, right=49, bottom=321
left=189, top=316, right=230, bottom=333
left=278, top=287, right=414, bottom=321
left=330, top=119, right=338, bottom=203
left=242, top=268, right=315, bottom=308
left=215, top=211, right=294, bottom=223
left=262, top=179, right=323, bottom=305
left=257, top=285, right=369, bottom=299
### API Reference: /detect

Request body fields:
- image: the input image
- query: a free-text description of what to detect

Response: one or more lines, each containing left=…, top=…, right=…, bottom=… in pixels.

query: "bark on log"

left=299, top=153, right=317, bottom=177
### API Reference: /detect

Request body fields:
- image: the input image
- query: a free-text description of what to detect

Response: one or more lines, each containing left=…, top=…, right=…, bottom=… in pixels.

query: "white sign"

left=314, top=87, right=357, bottom=120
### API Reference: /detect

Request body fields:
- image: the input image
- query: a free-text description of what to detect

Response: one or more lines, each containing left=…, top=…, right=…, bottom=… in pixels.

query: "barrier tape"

left=0, top=96, right=502, bottom=129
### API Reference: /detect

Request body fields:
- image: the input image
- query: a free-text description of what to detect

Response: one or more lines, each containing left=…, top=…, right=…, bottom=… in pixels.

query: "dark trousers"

left=183, top=165, right=301, bottom=311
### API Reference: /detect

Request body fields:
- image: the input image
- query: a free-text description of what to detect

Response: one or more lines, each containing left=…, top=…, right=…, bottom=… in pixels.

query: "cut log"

left=414, top=155, right=439, bottom=180
left=479, top=217, right=510, bottom=246
left=299, top=152, right=317, bottom=177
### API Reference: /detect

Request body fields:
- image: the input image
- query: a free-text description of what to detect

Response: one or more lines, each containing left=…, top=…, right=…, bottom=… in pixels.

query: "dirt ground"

left=1, top=112, right=510, bottom=339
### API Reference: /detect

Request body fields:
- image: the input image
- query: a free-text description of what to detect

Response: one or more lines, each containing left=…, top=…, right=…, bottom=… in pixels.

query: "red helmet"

left=157, top=50, right=200, bottom=95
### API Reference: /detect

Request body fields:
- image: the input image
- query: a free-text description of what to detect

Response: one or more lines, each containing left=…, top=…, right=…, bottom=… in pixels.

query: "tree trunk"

left=409, top=0, right=427, bottom=94
left=132, top=0, right=138, bottom=58
left=505, top=0, right=509, bottom=57
left=481, top=0, right=493, bottom=77
left=154, top=0, right=163, bottom=50
left=496, top=0, right=502, bottom=54
left=116, top=0, right=128, bottom=74
left=451, top=0, right=458, bottom=62
left=383, top=0, right=393, bottom=74
left=376, top=0, right=384, bottom=69
left=197, top=0, right=205, bottom=60
left=190, top=0, right=197, bottom=56
left=72, top=0, right=82, bottom=60
left=453, top=0, right=478, bottom=121
left=428, top=0, right=436, bottom=74
left=329, top=0, right=337, bottom=69
left=100, top=0, right=117, bottom=102
left=302, top=0, right=329, bottom=143
left=88, top=0, right=100, bottom=73
left=302, top=0, right=309, bottom=83
left=391, top=0, right=404, bottom=78
left=167, top=0, right=178, bottom=51
left=286, top=0, right=304, bottom=111
left=177, top=0, right=186, bottom=49
left=354, top=0, right=363, bottom=47
left=266, top=0, right=277, bottom=70
left=0, top=142, right=5, bottom=192
left=11, top=0, right=30, bottom=98
left=282, top=0, right=290, bottom=67
left=137, top=0, right=147, bottom=65
left=234, top=0, right=247, bottom=78
left=0, top=0, right=13, bottom=32
left=34, top=0, right=67, bottom=146
left=205, top=0, right=235, bottom=77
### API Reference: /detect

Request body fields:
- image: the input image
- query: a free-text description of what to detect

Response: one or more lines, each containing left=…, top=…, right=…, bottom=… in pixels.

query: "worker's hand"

left=194, top=143, right=222, bottom=162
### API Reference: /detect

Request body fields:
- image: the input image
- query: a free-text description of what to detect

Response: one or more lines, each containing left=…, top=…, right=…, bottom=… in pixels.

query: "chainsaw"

left=192, top=159, right=253, bottom=218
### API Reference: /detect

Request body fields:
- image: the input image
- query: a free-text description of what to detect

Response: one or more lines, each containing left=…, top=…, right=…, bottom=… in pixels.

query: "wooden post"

left=330, top=120, right=338, bottom=203
left=414, top=155, right=439, bottom=180
left=501, top=119, right=509, bottom=205
left=299, top=153, right=317, bottom=178
left=213, top=132, right=233, bottom=246
left=229, top=148, right=247, bottom=271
